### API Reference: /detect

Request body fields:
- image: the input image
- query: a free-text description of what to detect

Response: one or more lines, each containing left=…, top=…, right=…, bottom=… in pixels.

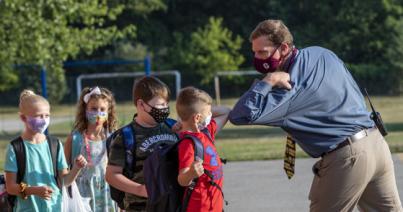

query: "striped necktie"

left=284, top=135, right=296, bottom=179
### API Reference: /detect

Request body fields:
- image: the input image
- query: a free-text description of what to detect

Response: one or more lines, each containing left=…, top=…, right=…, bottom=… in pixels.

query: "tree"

left=271, top=0, right=403, bottom=94
left=0, top=0, right=136, bottom=102
left=170, top=17, right=244, bottom=84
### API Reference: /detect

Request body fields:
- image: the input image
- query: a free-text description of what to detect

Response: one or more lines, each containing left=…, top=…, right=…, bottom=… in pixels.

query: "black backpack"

left=0, top=136, right=60, bottom=211
left=105, top=118, right=177, bottom=210
left=143, top=128, right=227, bottom=212
left=0, top=175, right=8, bottom=212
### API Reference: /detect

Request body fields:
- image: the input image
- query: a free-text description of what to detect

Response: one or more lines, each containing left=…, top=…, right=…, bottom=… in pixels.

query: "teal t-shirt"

left=4, top=139, right=68, bottom=212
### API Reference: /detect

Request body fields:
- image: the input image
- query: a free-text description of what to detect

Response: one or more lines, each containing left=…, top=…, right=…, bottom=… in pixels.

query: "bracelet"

left=19, top=182, right=28, bottom=200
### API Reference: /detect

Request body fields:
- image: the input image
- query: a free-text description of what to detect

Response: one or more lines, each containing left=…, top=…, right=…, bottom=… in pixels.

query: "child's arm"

left=5, top=172, right=53, bottom=200
left=212, top=106, right=231, bottom=132
left=177, top=158, right=204, bottom=187
left=105, top=165, right=148, bottom=197
left=60, top=155, right=87, bottom=186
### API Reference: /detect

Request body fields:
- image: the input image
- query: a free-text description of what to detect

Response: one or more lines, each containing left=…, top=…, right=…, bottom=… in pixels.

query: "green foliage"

left=126, top=0, right=167, bottom=14
left=271, top=0, right=403, bottom=94
left=0, top=0, right=136, bottom=102
left=347, top=63, right=398, bottom=95
left=171, top=17, right=244, bottom=84
left=2, top=0, right=403, bottom=99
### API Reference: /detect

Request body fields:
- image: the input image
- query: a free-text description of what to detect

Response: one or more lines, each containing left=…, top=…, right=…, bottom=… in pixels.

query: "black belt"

left=322, top=127, right=378, bottom=157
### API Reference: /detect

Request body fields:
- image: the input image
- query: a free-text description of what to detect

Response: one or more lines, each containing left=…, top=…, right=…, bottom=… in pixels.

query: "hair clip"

left=83, top=86, right=102, bottom=103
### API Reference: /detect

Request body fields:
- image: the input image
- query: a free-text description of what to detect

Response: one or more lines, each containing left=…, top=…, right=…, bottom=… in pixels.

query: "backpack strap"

left=201, top=128, right=227, bottom=164
left=164, top=118, right=177, bottom=129
left=67, top=131, right=82, bottom=198
left=198, top=129, right=228, bottom=206
left=181, top=132, right=228, bottom=211
left=201, top=128, right=213, bottom=142
left=46, top=136, right=60, bottom=187
left=185, top=135, right=204, bottom=161
left=122, top=124, right=136, bottom=179
left=204, top=170, right=228, bottom=206
left=8, top=137, right=25, bottom=208
left=10, top=137, right=25, bottom=184
left=70, top=131, right=83, bottom=166
left=180, top=134, right=204, bottom=212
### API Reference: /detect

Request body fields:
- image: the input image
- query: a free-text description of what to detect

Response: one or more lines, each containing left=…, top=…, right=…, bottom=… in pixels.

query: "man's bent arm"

left=229, top=80, right=294, bottom=126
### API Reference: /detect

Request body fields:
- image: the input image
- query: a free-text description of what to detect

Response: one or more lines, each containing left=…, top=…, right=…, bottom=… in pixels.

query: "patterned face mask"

left=86, top=111, right=108, bottom=125
left=26, top=116, right=50, bottom=133
left=145, top=102, right=170, bottom=123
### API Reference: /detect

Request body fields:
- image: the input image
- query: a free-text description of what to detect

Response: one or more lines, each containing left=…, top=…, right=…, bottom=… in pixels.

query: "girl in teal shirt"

left=4, top=89, right=87, bottom=211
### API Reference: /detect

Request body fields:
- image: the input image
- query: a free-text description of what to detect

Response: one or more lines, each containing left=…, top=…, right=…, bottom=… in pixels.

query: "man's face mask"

left=253, top=46, right=281, bottom=74
left=86, top=111, right=108, bottom=125
left=26, top=116, right=50, bottom=133
left=145, top=102, right=170, bottom=123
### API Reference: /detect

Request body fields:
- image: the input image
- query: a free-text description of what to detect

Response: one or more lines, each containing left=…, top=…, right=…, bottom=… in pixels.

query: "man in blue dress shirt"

left=229, top=19, right=402, bottom=211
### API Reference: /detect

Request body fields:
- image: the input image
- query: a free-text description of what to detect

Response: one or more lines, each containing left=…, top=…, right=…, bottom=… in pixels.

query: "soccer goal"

left=214, top=70, right=260, bottom=105
left=75, top=70, right=182, bottom=100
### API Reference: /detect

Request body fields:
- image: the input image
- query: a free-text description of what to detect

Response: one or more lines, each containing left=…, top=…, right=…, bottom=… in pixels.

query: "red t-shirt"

left=178, top=119, right=224, bottom=212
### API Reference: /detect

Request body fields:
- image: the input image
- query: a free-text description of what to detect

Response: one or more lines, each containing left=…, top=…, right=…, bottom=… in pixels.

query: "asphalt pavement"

left=224, top=154, right=403, bottom=212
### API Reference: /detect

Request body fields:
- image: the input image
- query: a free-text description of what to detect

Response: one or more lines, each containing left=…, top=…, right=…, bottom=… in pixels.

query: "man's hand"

left=263, top=72, right=292, bottom=90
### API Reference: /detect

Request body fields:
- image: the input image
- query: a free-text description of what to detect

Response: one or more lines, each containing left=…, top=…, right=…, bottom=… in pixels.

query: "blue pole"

left=144, top=55, right=151, bottom=76
left=40, top=66, right=48, bottom=99
left=40, top=66, right=49, bottom=135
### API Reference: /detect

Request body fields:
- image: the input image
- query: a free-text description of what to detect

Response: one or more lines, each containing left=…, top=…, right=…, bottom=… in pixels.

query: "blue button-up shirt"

left=229, top=46, right=374, bottom=158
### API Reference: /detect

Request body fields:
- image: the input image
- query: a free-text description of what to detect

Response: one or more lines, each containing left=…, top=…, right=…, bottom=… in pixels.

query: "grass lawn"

left=1, top=96, right=403, bottom=171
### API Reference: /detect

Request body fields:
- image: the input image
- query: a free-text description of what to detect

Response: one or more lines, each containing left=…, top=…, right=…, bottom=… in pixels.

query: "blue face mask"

left=86, top=111, right=108, bottom=125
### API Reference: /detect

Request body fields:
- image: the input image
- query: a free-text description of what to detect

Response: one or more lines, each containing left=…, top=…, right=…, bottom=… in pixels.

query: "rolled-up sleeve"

left=229, top=80, right=294, bottom=127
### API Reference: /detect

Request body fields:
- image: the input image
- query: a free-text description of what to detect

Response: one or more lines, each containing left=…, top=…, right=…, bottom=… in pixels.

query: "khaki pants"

left=309, top=129, right=402, bottom=212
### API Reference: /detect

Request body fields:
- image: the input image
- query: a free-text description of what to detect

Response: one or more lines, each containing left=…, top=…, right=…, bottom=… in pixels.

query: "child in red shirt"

left=176, top=87, right=231, bottom=212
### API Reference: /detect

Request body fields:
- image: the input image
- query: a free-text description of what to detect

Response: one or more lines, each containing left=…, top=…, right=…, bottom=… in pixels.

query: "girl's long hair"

left=73, top=87, right=118, bottom=134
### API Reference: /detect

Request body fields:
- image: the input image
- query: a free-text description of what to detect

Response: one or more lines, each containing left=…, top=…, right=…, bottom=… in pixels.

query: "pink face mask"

left=253, top=46, right=281, bottom=74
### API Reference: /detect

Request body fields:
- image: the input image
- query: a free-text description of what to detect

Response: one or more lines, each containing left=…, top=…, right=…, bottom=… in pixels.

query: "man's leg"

left=309, top=136, right=376, bottom=212
left=357, top=137, right=402, bottom=212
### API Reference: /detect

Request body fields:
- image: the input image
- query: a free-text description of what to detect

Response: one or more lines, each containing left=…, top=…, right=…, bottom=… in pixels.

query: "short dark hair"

left=132, top=76, right=170, bottom=105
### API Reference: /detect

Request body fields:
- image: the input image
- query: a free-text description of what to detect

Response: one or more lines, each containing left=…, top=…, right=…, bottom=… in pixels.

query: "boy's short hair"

left=176, top=87, right=212, bottom=121
left=249, top=19, right=293, bottom=46
left=133, top=76, right=170, bottom=105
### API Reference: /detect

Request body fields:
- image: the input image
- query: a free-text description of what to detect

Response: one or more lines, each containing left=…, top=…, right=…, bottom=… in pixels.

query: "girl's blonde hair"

left=73, top=87, right=118, bottom=133
left=19, top=89, right=49, bottom=113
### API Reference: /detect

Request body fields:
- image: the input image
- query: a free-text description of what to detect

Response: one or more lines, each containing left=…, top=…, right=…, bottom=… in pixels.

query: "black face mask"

left=145, top=102, right=170, bottom=123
